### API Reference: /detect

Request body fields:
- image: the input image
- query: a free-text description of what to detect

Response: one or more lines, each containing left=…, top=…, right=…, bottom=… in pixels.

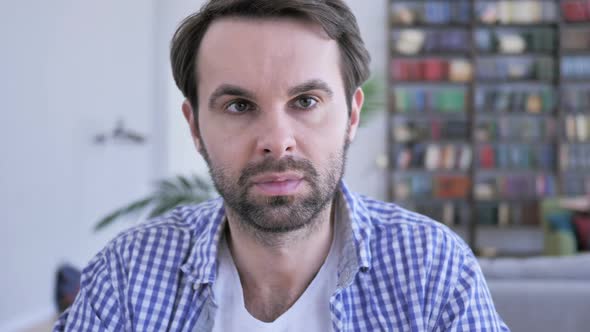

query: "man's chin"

left=245, top=191, right=299, bottom=206
left=253, top=220, right=311, bottom=234
left=240, top=204, right=310, bottom=233
left=249, top=220, right=308, bottom=234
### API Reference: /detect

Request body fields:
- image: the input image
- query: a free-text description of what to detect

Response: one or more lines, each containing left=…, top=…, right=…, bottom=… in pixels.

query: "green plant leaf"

left=148, top=195, right=195, bottom=218
left=94, top=174, right=215, bottom=232
left=94, top=197, right=154, bottom=231
left=360, top=75, right=386, bottom=126
left=177, top=175, right=192, bottom=191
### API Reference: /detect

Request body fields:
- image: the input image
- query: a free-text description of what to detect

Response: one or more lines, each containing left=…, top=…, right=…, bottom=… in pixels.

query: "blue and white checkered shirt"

left=54, top=182, right=509, bottom=331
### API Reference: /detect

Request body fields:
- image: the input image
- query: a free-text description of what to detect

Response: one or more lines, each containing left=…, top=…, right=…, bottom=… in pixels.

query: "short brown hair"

left=170, top=0, right=371, bottom=114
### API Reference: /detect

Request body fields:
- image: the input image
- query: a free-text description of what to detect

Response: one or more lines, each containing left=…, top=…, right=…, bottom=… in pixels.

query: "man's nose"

left=255, top=111, right=297, bottom=159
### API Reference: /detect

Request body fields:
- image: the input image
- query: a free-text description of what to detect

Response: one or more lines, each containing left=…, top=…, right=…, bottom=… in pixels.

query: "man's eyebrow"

left=208, top=84, right=256, bottom=109
left=288, top=79, right=334, bottom=98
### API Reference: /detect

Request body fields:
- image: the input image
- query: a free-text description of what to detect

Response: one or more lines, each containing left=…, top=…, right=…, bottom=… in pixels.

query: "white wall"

left=343, top=0, right=389, bottom=200
left=155, top=0, right=210, bottom=178
left=0, top=0, right=158, bottom=329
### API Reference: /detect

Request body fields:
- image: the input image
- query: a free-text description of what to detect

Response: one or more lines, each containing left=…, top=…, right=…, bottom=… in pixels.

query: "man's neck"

left=224, top=201, right=335, bottom=322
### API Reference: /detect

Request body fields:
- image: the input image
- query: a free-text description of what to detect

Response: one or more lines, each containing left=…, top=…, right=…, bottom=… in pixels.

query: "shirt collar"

left=335, top=182, right=373, bottom=288
left=180, top=181, right=373, bottom=285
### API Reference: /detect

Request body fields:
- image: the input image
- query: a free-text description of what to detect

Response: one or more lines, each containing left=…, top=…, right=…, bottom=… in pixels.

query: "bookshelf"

left=473, top=0, right=558, bottom=235
left=388, top=0, right=474, bottom=236
left=558, top=0, right=590, bottom=196
left=387, top=0, right=590, bottom=254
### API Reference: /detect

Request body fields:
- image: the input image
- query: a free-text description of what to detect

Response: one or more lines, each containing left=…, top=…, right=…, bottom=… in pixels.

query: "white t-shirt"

left=211, top=229, right=339, bottom=332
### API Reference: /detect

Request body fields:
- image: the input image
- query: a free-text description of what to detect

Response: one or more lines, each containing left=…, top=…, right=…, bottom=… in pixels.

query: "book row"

left=475, top=117, right=556, bottom=142
left=393, top=27, right=560, bottom=56
left=391, top=59, right=472, bottom=82
left=390, top=1, right=471, bottom=26
left=392, top=30, right=470, bottom=55
left=476, top=28, right=555, bottom=54
left=393, top=116, right=559, bottom=143
left=560, top=143, right=590, bottom=169
left=564, top=115, right=590, bottom=142
left=561, top=56, right=590, bottom=79
left=390, top=0, right=590, bottom=25
left=394, top=172, right=556, bottom=201
left=561, top=85, right=590, bottom=111
left=392, top=87, right=467, bottom=113
left=474, top=173, right=557, bottom=199
left=392, top=118, right=469, bottom=142
left=399, top=202, right=470, bottom=226
left=391, top=57, right=560, bottom=82
left=475, top=86, right=556, bottom=113
left=562, top=174, right=590, bottom=195
left=562, top=27, right=590, bottom=52
left=477, top=143, right=556, bottom=169
left=476, top=202, right=540, bottom=226
left=476, top=1, right=558, bottom=24
left=399, top=200, right=543, bottom=227
left=394, top=143, right=472, bottom=171
left=477, top=57, right=554, bottom=81
left=562, top=0, right=590, bottom=22
left=394, top=174, right=471, bottom=200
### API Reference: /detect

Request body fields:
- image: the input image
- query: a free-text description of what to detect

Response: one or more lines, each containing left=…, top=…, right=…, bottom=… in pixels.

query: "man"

left=55, top=0, right=509, bottom=331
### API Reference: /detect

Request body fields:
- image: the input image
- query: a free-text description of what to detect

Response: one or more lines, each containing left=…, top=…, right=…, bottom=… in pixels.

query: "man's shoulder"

left=352, top=193, right=477, bottom=291
left=352, top=193, right=470, bottom=253
left=99, top=198, right=224, bottom=263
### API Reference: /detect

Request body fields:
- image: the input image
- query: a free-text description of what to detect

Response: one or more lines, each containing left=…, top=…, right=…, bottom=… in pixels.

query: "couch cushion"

left=487, top=280, right=590, bottom=332
left=478, top=253, right=590, bottom=280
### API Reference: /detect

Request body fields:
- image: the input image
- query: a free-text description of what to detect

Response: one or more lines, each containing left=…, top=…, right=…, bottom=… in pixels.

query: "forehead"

left=196, top=17, right=343, bottom=95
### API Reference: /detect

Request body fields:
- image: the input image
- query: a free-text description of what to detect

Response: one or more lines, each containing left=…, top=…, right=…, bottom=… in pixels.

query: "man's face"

left=183, top=17, right=363, bottom=233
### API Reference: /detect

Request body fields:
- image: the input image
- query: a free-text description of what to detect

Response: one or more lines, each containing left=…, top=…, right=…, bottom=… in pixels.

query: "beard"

left=200, top=138, right=349, bottom=235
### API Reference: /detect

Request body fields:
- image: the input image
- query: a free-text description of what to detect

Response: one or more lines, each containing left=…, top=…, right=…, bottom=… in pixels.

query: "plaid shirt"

left=54, top=182, right=509, bottom=331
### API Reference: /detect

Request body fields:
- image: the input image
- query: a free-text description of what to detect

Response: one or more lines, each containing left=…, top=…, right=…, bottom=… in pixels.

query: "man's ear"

left=182, top=100, right=202, bottom=152
left=347, top=87, right=364, bottom=142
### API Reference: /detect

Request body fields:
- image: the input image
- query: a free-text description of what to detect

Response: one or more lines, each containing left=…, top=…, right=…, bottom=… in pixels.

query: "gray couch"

left=478, top=253, right=590, bottom=332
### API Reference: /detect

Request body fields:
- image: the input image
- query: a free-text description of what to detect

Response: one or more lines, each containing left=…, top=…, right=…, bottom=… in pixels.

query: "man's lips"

left=250, top=173, right=304, bottom=196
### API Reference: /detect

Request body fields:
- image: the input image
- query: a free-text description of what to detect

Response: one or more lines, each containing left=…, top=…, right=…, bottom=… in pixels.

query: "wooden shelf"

left=475, top=138, right=556, bottom=143
left=475, top=111, right=556, bottom=117
left=476, top=22, right=558, bottom=28
left=390, top=23, right=471, bottom=29
left=391, top=52, right=471, bottom=58
left=475, top=168, right=555, bottom=175
left=393, top=139, right=471, bottom=144
left=396, top=197, right=471, bottom=204
left=560, top=169, right=590, bottom=174
left=560, top=78, right=590, bottom=83
left=475, top=78, right=556, bottom=84
left=391, top=111, right=468, bottom=117
left=561, top=49, right=590, bottom=55
left=475, top=197, right=552, bottom=203
left=477, top=224, right=542, bottom=231
left=476, top=51, right=556, bottom=57
left=393, top=168, right=470, bottom=174
left=392, top=81, right=471, bottom=86
left=561, top=21, right=590, bottom=27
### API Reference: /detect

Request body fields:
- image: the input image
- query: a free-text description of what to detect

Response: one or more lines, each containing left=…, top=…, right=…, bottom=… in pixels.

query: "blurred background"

left=1, top=0, right=589, bottom=331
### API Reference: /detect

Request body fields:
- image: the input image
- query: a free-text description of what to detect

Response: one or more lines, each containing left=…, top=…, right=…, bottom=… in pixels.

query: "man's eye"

left=226, top=100, right=252, bottom=113
left=294, top=96, right=318, bottom=109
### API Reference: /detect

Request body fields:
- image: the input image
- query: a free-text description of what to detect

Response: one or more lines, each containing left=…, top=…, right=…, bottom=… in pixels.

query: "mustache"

left=238, top=156, right=318, bottom=187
